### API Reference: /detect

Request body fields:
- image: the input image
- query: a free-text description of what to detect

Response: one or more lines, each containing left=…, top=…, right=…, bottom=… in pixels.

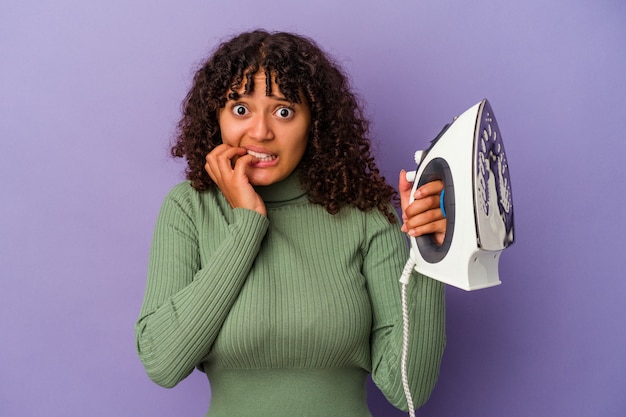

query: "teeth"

left=247, top=149, right=276, bottom=162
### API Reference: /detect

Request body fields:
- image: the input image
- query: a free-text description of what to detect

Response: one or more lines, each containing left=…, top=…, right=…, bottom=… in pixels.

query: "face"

left=218, top=70, right=311, bottom=186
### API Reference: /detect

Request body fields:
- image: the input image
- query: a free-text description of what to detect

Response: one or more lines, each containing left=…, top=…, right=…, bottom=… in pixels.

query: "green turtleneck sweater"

left=135, top=173, right=446, bottom=417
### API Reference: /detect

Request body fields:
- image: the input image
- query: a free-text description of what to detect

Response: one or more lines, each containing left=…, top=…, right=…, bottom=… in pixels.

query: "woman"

left=135, top=29, right=446, bottom=416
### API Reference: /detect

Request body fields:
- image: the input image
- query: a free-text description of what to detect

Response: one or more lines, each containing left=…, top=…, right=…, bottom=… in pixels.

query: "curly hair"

left=171, top=29, right=398, bottom=222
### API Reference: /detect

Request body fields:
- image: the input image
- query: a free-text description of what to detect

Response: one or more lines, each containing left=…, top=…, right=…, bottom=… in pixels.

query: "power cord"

left=399, top=253, right=417, bottom=417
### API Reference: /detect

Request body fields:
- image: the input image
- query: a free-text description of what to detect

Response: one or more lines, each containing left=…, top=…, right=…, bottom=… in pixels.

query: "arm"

left=134, top=184, right=269, bottom=388
left=366, top=208, right=446, bottom=410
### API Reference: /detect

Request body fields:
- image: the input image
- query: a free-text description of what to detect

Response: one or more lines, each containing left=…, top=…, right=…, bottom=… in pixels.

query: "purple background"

left=2, top=0, right=625, bottom=416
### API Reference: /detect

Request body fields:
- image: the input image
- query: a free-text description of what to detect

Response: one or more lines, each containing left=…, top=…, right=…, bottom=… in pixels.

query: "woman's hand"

left=398, top=170, right=446, bottom=246
left=205, top=144, right=267, bottom=216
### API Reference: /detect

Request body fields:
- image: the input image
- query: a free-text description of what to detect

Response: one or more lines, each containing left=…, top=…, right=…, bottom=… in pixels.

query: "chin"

left=248, top=165, right=295, bottom=186
left=249, top=173, right=283, bottom=187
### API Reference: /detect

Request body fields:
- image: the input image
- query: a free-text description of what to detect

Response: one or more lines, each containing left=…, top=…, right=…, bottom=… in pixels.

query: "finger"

left=403, top=194, right=441, bottom=220
left=211, top=145, right=246, bottom=167
left=433, top=231, right=445, bottom=246
left=205, top=145, right=229, bottom=181
left=404, top=205, right=445, bottom=230
left=406, top=217, right=447, bottom=238
left=206, top=143, right=237, bottom=164
left=414, top=180, right=444, bottom=199
left=215, top=147, right=244, bottom=173
left=398, top=170, right=413, bottom=213
left=205, top=155, right=219, bottom=183
left=231, top=153, right=258, bottom=179
left=206, top=146, right=246, bottom=183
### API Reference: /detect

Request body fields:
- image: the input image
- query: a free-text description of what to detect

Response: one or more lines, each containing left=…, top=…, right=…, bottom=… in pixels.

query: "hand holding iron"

left=399, top=171, right=446, bottom=246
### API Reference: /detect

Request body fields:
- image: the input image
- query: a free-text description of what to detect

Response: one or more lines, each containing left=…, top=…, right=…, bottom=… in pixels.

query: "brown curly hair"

left=171, top=29, right=398, bottom=222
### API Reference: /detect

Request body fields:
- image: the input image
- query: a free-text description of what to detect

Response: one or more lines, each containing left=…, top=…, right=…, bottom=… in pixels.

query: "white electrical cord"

left=399, top=255, right=417, bottom=417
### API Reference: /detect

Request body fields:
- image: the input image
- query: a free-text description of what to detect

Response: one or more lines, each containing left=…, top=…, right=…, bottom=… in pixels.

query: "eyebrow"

left=230, top=93, right=293, bottom=103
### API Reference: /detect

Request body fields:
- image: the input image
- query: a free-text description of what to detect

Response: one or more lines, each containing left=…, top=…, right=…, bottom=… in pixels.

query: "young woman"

left=135, top=29, right=446, bottom=417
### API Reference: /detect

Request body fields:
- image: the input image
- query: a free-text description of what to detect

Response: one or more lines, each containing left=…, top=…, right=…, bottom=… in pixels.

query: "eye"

left=275, top=106, right=294, bottom=119
left=231, top=104, right=249, bottom=116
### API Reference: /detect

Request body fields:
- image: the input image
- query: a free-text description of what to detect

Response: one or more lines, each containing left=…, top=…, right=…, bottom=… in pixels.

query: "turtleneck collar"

left=254, top=170, right=308, bottom=206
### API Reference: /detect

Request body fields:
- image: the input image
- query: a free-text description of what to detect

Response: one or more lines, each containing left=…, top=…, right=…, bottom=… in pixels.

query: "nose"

left=248, top=113, right=274, bottom=141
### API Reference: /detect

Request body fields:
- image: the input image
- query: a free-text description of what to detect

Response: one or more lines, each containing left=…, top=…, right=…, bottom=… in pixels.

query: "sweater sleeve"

left=134, top=184, right=269, bottom=388
left=364, top=209, right=446, bottom=411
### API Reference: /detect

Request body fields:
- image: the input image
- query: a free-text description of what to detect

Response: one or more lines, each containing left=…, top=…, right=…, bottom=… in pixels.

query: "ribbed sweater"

left=135, top=172, right=446, bottom=417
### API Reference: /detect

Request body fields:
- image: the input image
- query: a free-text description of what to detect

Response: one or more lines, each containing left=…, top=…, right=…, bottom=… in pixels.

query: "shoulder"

left=354, top=204, right=406, bottom=253
left=331, top=203, right=402, bottom=243
left=162, top=181, right=221, bottom=204
left=164, top=181, right=198, bottom=200
left=158, top=181, right=224, bottom=219
left=356, top=203, right=401, bottom=231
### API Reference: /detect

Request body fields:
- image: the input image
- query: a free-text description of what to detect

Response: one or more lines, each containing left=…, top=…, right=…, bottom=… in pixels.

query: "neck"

left=254, top=170, right=307, bottom=204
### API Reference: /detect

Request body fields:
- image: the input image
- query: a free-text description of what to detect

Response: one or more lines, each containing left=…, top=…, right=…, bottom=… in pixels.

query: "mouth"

left=246, top=149, right=277, bottom=162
